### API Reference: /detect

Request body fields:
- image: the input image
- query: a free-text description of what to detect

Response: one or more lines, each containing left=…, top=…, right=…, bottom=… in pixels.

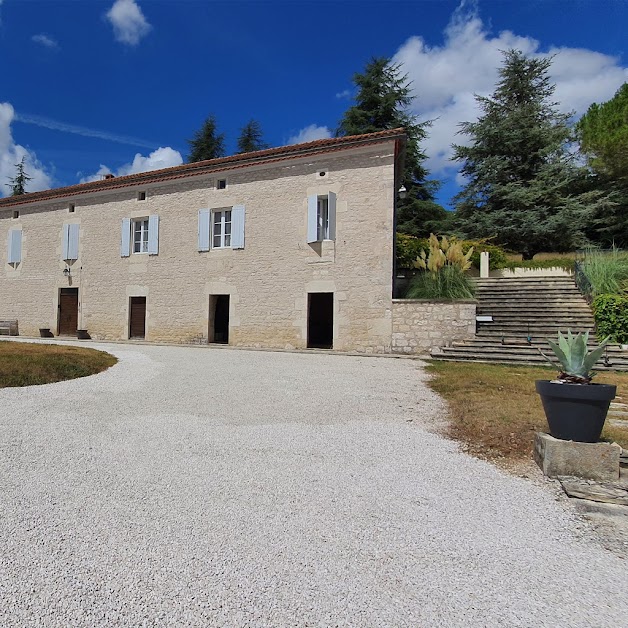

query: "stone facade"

left=391, top=299, right=477, bottom=354
left=0, top=136, right=399, bottom=353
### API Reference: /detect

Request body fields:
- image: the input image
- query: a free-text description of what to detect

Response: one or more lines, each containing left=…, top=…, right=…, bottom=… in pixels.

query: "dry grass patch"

left=425, top=361, right=628, bottom=462
left=0, top=341, right=117, bottom=388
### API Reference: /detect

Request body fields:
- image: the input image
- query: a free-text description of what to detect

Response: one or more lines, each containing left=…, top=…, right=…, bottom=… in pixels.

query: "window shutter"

left=148, top=215, right=159, bottom=255
left=121, top=218, right=131, bottom=257
left=68, top=224, right=80, bottom=260
left=8, top=229, right=22, bottom=264
left=62, top=224, right=70, bottom=260
left=198, top=209, right=210, bottom=252
left=328, top=192, right=337, bottom=241
left=307, top=194, right=318, bottom=243
left=231, top=205, right=245, bottom=249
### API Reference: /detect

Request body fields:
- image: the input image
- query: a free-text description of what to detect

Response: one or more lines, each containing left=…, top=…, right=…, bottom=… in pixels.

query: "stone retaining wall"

left=391, top=299, right=477, bottom=354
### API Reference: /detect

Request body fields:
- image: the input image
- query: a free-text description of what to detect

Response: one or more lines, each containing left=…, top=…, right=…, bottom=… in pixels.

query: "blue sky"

left=1, top=0, right=627, bottom=208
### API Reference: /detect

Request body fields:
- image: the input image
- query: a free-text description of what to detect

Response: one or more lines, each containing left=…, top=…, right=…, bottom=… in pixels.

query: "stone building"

left=0, top=129, right=409, bottom=352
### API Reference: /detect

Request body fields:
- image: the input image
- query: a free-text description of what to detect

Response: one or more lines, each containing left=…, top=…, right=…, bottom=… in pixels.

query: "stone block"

left=534, top=432, right=621, bottom=481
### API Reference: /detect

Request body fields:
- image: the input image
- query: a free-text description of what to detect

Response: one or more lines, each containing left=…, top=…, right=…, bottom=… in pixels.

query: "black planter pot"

left=39, top=328, right=53, bottom=338
left=76, top=329, right=91, bottom=340
left=535, top=380, right=617, bottom=443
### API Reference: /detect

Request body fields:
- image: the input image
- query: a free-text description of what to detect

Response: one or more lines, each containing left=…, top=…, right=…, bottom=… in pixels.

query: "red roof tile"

left=0, top=129, right=406, bottom=209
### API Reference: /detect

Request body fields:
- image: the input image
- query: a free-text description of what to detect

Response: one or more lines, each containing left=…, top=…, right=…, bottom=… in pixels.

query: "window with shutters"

left=133, top=218, right=149, bottom=254
left=317, top=196, right=329, bottom=241
left=307, top=192, right=336, bottom=244
left=212, top=209, right=232, bottom=249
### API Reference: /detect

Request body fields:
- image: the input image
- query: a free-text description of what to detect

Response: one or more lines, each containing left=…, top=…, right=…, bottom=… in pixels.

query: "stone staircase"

left=432, top=276, right=628, bottom=371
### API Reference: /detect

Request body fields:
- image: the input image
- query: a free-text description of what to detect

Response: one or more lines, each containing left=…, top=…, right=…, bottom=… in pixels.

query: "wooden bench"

left=0, top=320, right=18, bottom=336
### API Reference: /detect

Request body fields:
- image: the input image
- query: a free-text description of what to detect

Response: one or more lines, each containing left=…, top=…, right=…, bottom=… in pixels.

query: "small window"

left=137, top=191, right=147, bottom=201
left=133, top=218, right=149, bottom=253
left=12, top=210, right=19, bottom=219
left=317, top=196, right=329, bottom=241
left=68, top=204, right=75, bottom=213
left=216, top=179, right=227, bottom=190
left=212, top=210, right=232, bottom=249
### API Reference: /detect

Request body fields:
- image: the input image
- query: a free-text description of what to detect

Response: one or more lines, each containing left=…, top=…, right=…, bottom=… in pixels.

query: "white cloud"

left=392, top=2, right=628, bottom=176
left=79, top=147, right=183, bottom=183
left=106, top=0, right=151, bottom=46
left=287, top=124, right=332, bottom=145
left=335, top=89, right=351, bottom=100
left=0, top=103, right=52, bottom=197
left=32, top=34, right=59, bottom=49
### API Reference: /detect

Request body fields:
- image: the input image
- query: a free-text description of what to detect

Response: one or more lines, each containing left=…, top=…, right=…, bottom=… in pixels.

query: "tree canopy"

left=187, top=115, right=226, bottom=163
left=237, top=119, right=269, bottom=154
left=452, top=49, right=606, bottom=259
left=337, top=57, right=446, bottom=238
left=6, top=157, right=31, bottom=196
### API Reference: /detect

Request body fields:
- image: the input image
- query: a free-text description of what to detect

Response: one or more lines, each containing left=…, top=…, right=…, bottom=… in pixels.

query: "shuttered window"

left=7, top=229, right=22, bottom=264
left=307, top=192, right=336, bottom=243
left=200, top=206, right=245, bottom=250
left=62, top=224, right=80, bottom=261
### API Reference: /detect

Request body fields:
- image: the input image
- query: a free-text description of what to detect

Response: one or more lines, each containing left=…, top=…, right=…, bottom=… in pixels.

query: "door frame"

left=57, top=287, right=79, bottom=336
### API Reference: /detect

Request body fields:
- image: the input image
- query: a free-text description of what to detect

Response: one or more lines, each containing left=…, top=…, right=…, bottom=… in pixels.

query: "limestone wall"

left=391, top=300, right=477, bottom=354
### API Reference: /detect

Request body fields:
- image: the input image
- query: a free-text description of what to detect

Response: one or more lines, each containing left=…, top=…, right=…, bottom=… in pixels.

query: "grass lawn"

left=425, top=360, right=628, bottom=463
left=0, top=341, right=117, bottom=388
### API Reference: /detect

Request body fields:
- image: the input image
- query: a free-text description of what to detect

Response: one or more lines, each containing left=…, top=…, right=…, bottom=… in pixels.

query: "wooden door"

left=58, top=288, right=79, bottom=336
left=129, top=297, right=146, bottom=339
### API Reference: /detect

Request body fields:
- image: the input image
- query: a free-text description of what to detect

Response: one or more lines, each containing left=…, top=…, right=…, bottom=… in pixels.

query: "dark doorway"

left=209, top=295, right=230, bottom=344
left=129, top=297, right=147, bottom=339
left=307, top=292, right=333, bottom=349
left=58, top=288, right=79, bottom=336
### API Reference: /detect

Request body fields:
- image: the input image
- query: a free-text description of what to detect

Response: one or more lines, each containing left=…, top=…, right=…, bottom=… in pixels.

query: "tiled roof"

left=0, top=128, right=405, bottom=208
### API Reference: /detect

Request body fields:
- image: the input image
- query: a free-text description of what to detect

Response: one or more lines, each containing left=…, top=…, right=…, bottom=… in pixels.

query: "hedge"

left=593, top=293, right=628, bottom=345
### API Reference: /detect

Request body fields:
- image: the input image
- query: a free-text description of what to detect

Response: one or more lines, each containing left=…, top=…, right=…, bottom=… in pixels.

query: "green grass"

left=581, top=247, right=628, bottom=297
left=0, top=342, right=117, bottom=388
left=503, top=258, right=575, bottom=271
left=405, top=266, right=476, bottom=300
left=425, top=361, right=628, bottom=462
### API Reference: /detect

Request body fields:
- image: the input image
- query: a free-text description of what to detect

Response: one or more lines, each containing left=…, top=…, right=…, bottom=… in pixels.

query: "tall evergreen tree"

left=237, top=119, right=269, bottom=154
left=187, top=115, right=226, bottom=163
left=452, top=50, right=606, bottom=259
left=576, top=83, right=628, bottom=246
left=6, top=157, right=31, bottom=196
left=337, top=57, right=446, bottom=238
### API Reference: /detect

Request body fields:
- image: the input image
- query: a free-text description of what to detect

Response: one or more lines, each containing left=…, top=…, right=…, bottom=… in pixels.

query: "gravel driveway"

left=1, top=342, right=627, bottom=626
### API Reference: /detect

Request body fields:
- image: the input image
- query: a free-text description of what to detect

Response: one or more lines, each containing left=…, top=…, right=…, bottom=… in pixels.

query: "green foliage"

left=6, top=157, right=31, bottom=196
left=502, top=258, right=575, bottom=271
left=593, top=294, right=628, bottom=345
left=406, top=266, right=476, bottom=301
left=452, top=50, right=607, bottom=259
left=336, top=57, right=442, bottom=237
left=187, top=115, right=226, bottom=163
left=395, top=233, right=507, bottom=269
left=237, top=119, right=269, bottom=154
left=577, top=83, right=628, bottom=181
left=581, top=247, right=628, bottom=297
left=540, top=330, right=610, bottom=382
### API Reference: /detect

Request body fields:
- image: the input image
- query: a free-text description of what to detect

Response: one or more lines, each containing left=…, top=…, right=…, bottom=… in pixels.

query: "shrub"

left=502, top=258, right=575, bottom=271
left=406, top=234, right=476, bottom=300
left=581, top=247, right=628, bottom=297
left=396, top=233, right=508, bottom=270
left=593, top=294, right=628, bottom=344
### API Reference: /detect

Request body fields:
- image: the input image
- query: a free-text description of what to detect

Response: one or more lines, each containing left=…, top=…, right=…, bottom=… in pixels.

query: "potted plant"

left=536, top=331, right=616, bottom=443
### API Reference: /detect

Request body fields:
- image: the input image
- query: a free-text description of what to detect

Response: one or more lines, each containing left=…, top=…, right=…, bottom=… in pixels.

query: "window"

left=217, top=179, right=227, bottom=190
left=212, top=210, right=232, bottom=248
left=307, top=192, right=336, bottom=244
left=317, top=196, right=329, bottom=241
left=133, top=218, right=149, bottom=253
left=12, top=210, right=19, bottom=219
left=137, top=191, right=147, bottom=201
left=68, top=204, right=75, bottom=213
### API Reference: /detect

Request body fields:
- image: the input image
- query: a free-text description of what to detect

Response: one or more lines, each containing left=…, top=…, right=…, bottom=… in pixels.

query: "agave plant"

left=540, top=330, right=610, bottom=383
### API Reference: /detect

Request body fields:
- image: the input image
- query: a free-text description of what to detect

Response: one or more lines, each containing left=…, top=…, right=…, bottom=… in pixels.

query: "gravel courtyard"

left=1, top=342, right=627, bottom=626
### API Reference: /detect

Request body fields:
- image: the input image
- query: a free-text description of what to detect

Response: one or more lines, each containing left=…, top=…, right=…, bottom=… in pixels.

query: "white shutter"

left=62, top=224, right=70, bottom=260
left=121, top=218, right=131, bottom=257
left=148, top=215, right=159, bottom=255
left=307, top=194, right=318, bottom=243
left=328, top=192, right=337, bottom=241
left=68, top=224, right=80, bottom=260
left=8, top=229, right=22, bottom=264
left=198, top=209, right=210, bottom=251
left=231, top=205, right=245, bottom=249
